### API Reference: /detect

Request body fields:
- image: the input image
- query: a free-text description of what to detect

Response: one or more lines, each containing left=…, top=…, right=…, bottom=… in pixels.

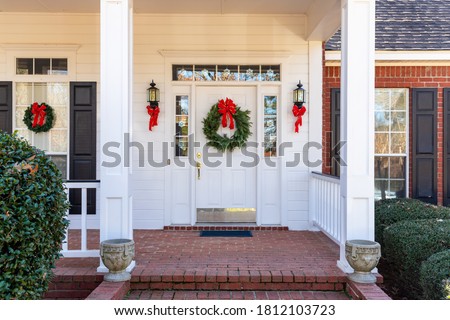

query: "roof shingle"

left=325, top=0, right=450, bottom=51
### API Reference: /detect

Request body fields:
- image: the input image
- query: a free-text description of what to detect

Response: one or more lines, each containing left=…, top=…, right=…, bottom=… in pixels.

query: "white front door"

left=195, top=86, right=257, bottom=222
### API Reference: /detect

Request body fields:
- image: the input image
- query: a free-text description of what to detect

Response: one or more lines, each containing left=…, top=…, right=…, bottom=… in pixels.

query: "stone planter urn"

left=345, top=239, right=381, bottom=284
left=100, top=239, right=135, bottom=282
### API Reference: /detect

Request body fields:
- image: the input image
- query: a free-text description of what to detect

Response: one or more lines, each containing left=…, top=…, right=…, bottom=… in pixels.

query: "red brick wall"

left=323, top=65, right=450, bottom=205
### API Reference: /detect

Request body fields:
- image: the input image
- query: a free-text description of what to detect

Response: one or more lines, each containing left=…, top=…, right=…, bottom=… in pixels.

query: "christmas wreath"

left=202, top=98, right=252, bottom=152
left=23, top=102, right=55, bottom=133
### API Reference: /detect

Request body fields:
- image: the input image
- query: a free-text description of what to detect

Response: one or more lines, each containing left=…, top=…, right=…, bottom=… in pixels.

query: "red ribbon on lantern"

left=218, top=98, right=237, bottom=129
left=147, top=106, right=160, bottom=131
left=31, top=102, right=47, bottom=128
left=292, top=105, right=307, bottom=133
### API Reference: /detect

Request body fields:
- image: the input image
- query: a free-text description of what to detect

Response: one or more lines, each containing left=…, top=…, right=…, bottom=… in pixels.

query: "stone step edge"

left=130, top=281, right=345, bottom=291
left=164, top=226, right=289, bottom=231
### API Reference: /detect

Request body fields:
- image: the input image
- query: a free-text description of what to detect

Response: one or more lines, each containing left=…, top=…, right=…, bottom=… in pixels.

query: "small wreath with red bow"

left=202, top=98, right=252, bottom=152
left=23, top=102, right=55, bottom=133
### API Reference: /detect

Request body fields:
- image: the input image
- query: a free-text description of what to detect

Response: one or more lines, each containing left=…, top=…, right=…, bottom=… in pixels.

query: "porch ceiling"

left=0, top=0, right=340, bottom=40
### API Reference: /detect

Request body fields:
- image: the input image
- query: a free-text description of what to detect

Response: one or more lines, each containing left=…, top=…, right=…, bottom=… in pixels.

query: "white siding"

left=0, top=12, right=313, bottom=230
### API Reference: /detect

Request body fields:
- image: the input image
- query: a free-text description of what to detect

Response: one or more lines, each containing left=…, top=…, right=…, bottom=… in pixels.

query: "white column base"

left=97, top=260, right=136, bottom=274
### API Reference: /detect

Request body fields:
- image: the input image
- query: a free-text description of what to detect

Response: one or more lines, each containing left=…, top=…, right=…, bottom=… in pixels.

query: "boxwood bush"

left=0, top=132, right=69, bottom=299
left=420, top=250, right=450, bottom=300
left=383, top=219, right=450, bottom=299
left=375, top=198, right=450, bottom=249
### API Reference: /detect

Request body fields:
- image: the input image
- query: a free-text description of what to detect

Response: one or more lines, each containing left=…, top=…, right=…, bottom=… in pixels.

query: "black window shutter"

left=412, top=88, right=437, bottom=204
left=69, top=82, right=97, bottom=214
left=444, top=88, right=450, bottom=206
left=331, top=89, right=341, bottom=177
left=0, top=82, right=12, bottom=133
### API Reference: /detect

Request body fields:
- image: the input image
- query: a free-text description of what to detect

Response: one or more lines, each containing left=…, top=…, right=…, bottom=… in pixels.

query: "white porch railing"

left=311, top=172, right=342, bottom=244
left=61, top=180, right=100, bottom=258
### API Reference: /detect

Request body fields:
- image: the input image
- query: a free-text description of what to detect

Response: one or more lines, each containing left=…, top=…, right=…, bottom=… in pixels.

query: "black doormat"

left=200, top=230, right=253, bottom=237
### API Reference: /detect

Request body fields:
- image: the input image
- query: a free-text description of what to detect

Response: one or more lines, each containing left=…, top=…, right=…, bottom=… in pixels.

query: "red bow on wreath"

left=31, top=102, right=47, bottom=128
left=147, top=105, right=160, bottom=131
left=292, top=105, right=307, bottom=133
left=218, top=98, right=236, bottom=129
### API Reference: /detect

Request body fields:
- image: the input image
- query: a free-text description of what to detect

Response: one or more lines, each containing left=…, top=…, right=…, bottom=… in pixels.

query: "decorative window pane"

left=374, top=88, right=408, bottom=200
left=240, top=65, right=259, bottom=81
left=264, top=96, right=277, bottom=157
left=16, top=58, right=33, bottom=75
left=194, top=65, right=216, bottom=81
left=172, top=64, right=281, bottom=82
left=217, top=65, right=239, bottom=81
left=173, top=65, right=193, bottom=81
left=261, top=65, right=280, bottom=81
left=175, top=95, right=189, bottom=157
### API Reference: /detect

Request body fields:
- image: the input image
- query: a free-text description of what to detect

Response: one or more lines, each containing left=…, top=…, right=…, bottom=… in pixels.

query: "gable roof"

left=326, top=0, right=450, bottom=51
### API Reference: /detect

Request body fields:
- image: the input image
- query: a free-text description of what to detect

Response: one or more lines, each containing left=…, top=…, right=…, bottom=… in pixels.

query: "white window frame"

left=374, top=88, right=409, bottom=199
left=6, top=45, right=78, bottom=180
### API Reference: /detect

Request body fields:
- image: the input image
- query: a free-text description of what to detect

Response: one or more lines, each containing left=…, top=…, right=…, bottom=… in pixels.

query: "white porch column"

left=98, top=0, right=134, bottom=272
left=308, top=41, right=323, bottom=229
left=338, top=0, right=376, bottom=272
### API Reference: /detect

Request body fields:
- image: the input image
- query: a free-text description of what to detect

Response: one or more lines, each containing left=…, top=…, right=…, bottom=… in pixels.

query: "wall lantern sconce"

left=292, top=81, right=307, bottom=133
left=146, top=80, right=160, bottom=131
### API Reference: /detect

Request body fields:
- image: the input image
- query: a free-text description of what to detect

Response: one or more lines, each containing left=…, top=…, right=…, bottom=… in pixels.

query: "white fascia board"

left=326, top=50, right=450, bottom=62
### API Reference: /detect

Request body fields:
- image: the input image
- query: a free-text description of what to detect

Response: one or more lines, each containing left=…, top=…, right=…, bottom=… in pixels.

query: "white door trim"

left=164, top=61, right=284, bottom=227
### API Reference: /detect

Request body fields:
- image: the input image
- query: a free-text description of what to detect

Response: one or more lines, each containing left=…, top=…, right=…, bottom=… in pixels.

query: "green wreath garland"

left=23, top=102, right=55, bottom=133
left=202, top=101, right=252, bottom=152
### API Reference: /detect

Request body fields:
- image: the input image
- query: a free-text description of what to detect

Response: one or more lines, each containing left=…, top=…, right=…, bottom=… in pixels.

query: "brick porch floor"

left=49, top=230, right=387, bottom=300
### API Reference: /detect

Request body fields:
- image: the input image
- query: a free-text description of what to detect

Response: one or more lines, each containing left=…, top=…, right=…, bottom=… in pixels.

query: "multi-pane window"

left=175, top=95, right=189, bottom=157
left=263, top=96, right=277, bottom=157
left=173, top=65, right=280, bottom=82
left=15, top=82, right=69, bottom=178
left=374, top=88, right=408, bottom=200
left=16, top=58, right=68, bottom=75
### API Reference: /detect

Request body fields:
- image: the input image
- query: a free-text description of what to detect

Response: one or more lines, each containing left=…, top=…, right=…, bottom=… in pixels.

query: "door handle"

left=196, top=161, right=202, bottom=180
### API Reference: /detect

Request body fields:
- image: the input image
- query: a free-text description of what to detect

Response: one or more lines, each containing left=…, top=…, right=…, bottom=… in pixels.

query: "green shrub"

left=420, top=250, right=450, bottom=300
left=0, top=132, right=69, bottom=299
left=383, top=219, right=450, bottom=299
left=375, top=198, right=450, bottom=249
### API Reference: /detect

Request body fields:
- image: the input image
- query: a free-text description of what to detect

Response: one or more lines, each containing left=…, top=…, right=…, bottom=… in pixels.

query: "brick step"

left=130, top=268, right=347, bottom=292
left=126, top=290, right=350, bottom=300
left=44, top=269, right=102, bottom=300
left=164, top=226, right=289, bottom=231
